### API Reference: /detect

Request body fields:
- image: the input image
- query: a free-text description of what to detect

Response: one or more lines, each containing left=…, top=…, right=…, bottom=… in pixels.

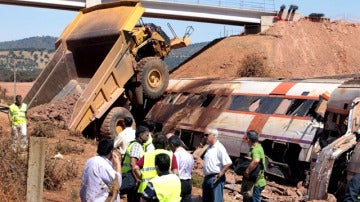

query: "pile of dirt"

left=171, top=19, right=360, bottom=79
left=27, top=94, right=79, bottom=128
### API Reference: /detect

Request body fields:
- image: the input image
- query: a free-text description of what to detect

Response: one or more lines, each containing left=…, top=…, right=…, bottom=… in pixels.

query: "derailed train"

left=145, top=76, right=360, bottom=200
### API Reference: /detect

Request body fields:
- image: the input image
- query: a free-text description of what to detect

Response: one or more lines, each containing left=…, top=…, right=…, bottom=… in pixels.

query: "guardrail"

left=142, top=0, right=275, bottom=11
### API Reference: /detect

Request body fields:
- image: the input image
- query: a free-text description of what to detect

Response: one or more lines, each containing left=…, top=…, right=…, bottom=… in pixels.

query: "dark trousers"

left=180, top=179, right=192, bottom=202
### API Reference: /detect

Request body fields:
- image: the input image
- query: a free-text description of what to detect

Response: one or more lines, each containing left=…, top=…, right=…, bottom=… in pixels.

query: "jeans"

left=243, top=186, right=264, bottom=202
left=202, top=174, right=225, bottom=202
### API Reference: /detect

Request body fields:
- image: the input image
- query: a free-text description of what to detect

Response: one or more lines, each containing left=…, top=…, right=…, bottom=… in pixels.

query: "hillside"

left=0, top=36, right=57, bottom=50
left=171, top=20, right=360, bottom=79
left=0, top=37, right=206, bottom=81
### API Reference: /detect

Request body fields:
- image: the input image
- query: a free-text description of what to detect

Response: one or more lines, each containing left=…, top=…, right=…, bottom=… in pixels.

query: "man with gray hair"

left=202, top=126, right=232, bottom=202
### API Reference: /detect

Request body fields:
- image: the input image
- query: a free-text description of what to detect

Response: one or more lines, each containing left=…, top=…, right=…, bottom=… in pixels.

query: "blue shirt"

left=80, top=156, right=121, bottom=202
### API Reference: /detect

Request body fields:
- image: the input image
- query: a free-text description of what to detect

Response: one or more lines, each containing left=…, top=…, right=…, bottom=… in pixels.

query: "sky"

left=0, top=0, right=359, bottom=44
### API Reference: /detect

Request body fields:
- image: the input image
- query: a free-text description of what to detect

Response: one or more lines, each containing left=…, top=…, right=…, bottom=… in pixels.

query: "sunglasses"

left=204, top=133, right=211, bottom=137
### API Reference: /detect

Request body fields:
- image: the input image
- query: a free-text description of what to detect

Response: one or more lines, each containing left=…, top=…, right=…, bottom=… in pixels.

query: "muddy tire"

left=100, top=107, right=134, bottom=139
left=138, top=57, right=169, bottom=99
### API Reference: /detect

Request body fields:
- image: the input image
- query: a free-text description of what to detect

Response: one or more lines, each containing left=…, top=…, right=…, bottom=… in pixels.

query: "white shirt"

left=174, top=147, right=194, bottom=180
left=114, top=127, right=135, bottom=155
left=203, top=140, right=232, bottom=176
left=80, top=156, right=122, bottom=202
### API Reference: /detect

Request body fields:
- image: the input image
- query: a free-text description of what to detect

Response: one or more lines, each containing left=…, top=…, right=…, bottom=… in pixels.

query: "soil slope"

left=171, top=20, right=360, bottom=79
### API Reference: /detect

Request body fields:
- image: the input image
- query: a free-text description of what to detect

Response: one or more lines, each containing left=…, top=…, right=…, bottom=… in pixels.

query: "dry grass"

left=0, top=139, right=28, bottom=201
left=237, top=54, right=269, bottom=77
left=192, top=172, right=204, bottom=188
left=44, top=157, right=78, bottom=191
left=55, top=140, right=84, bottom=155
left=30, top=122, right=56, bottom=138
left=0, top=121, right=80, bottom=201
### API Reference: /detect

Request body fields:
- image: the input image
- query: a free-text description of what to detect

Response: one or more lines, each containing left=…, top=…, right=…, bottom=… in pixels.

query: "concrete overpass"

left=0, top=0, right=277, bottom=26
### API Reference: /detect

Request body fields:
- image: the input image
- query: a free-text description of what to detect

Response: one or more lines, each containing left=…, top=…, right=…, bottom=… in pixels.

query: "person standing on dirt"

left=8, top=95, right=28, bottom=151
left=202, top=127, right=232, bottom=202
left=121, top=125, right=149, bottom=202
left=142, top=119, right=155, bottom=152
left=114, top=117, right=135, bottom=156
left=169, top=135, right=194, bottom=202
left=80, top=139, right=122, bottom=202
left=140, top=153, right=181, bottom=202
left=243, top=130, right=266, bottom=202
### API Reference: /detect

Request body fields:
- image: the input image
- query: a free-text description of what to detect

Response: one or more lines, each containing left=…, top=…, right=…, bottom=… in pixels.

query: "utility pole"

left=13, top=57, right=16, bottom=101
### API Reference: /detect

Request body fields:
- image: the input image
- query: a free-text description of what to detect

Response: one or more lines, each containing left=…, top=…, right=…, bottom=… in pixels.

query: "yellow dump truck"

left=24, top=1, right=191, bottom=138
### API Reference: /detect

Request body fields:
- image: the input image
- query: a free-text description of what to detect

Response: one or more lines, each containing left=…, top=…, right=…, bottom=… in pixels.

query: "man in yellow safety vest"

left=134, top=135, right=178, bottom=195
left=121, top=125, right=149, bottom=202
left=8, top=95, right=28, bottom=151
left=140, top=153, right=181, bottom=202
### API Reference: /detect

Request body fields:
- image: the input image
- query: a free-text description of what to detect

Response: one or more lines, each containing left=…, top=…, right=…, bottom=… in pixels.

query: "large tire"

left=100, top=107, right=135, bottom=139
left=138, top=57, right=169, bottom=99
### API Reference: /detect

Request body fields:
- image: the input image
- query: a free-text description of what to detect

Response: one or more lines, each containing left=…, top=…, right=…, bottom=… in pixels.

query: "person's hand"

left=213, top=174, right=221, bottom=183
left=112, top=151, right=121, bottom=166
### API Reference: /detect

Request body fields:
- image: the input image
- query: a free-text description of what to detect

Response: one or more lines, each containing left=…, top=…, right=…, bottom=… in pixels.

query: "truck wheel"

left=100, top=107, right=135, bottom=139
left=139, top=57, right=169, bottom=99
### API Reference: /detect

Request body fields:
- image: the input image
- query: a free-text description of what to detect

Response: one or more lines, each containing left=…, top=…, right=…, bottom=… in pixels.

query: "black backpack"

left=233, top=156, right=262, bottom=182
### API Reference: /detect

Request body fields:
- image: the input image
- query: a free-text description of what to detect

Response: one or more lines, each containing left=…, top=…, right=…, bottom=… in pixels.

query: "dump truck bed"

left=24, top=1, right=145, bottom=133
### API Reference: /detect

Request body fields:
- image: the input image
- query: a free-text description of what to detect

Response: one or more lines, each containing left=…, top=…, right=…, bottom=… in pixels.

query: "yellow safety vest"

left=9, top=103, right=27, bottom=126
left=151, top=174, right=181, bottom=202
left=143, top=134, right=153, bottom=152
left=138, top=149, right=173, bottom=193
left=122, top=141, right=144, bottom=173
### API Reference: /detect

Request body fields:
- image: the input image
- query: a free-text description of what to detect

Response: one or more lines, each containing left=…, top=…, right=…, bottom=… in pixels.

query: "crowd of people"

left=78, top=117, right=269, bottom=202
left=7, top=94, right=360, bottom=201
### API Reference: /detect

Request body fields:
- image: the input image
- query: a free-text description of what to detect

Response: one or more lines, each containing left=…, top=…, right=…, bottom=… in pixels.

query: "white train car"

left=146, top=77, right=348, bottom=181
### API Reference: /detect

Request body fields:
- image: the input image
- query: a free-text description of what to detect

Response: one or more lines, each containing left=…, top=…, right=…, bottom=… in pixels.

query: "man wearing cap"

left=202, top=126, right=232, bottom=202
left=243, top=130, right=266, bottom=202
left=80, top=139, right=122, bottom=202
left=121, top=125, right=149, bottom=201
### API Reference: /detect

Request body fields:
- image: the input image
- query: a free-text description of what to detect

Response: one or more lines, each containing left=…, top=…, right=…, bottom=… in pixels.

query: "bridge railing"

left=141, top=0, right=275, bottom=11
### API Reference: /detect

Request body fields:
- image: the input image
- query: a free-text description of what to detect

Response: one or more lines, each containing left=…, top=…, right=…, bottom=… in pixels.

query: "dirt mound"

left=28, top=94, right=79, bottom=128
left=171, top=20, right=360, bottom=79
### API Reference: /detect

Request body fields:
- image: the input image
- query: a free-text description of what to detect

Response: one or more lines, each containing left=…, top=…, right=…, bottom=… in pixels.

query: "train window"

left=186, top=94, right=207, bottom=107
left=164, top=93, right=177, bottom=104
left=286, top=99, right=305, bottom=116
left=296, top=100, right=316, bottom=116
left=286, top=99, right=317, bottom=116
left=249, top=97, right=261, bottom=112
left=275, top=99, right=292, bottom=114
left=306, top=100, right=319, bottom=118
left=229, top=96, right=250, bottom=111
left=256, top=97, right=282, bottom=114
left=186, top=94, right=201, bottom=106
left=175, top=92, right=190, bottom=104
left=201, top=94, right=215, bottom=107
left=212, top=95, right=230, bottom=109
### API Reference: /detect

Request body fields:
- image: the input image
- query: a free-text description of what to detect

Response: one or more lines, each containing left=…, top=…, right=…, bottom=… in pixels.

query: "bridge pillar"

left=244, top=16, right=275, bottom=34
left=86, top=0, right=101, bottom=7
